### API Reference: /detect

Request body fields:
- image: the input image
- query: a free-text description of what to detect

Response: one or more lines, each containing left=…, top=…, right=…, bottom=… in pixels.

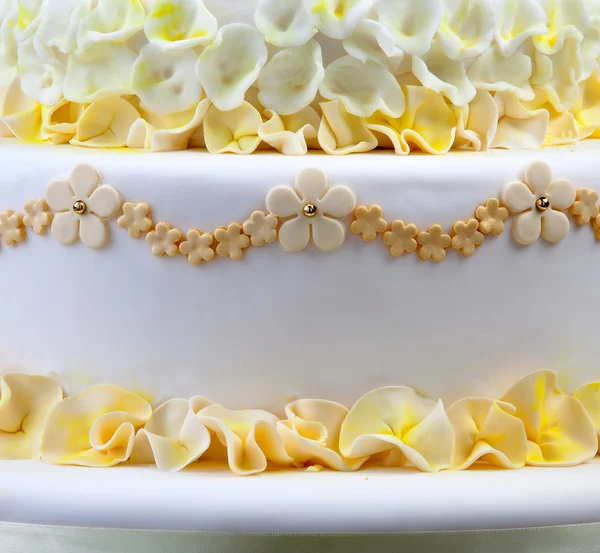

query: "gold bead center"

left=536, top=196, right=550, bottom=212
left=303, top=203, right=318, bottom=218
left=73, top=200, right=87, bottom=215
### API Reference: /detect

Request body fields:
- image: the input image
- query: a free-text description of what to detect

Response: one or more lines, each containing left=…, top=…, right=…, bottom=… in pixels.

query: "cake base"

left=2, top=460, right=600, bottom=533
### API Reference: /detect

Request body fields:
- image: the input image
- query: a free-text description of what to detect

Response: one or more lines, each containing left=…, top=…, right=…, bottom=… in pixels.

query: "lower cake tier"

left=0, top=140, right=599, bottom=411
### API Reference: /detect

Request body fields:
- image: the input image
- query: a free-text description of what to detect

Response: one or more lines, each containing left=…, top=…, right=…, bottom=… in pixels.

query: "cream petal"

left=70, top=164, right=101, bottom=200
left=258, top=108, right=319, bottom=156
left=278, top=216, right=311, bottom=252
left=255, top=0, right=317, bottom=47
left=87, top=185, right=122, bottom=218
left=512, top=210, right=542, bottom=245
left=319, top=186, right=357, bottom=218
left=318, top=100, right=378, bottom=155
left=342, top=19, right=405, bottom=71
left=311, top=216, right=346, bottom=252
left=502, top=370, right=598, bottom=467
left=454, top=90, right=498, bottom=151
left=547, top=178, right=577, bottom=210
left=541, top=209, right=570, bottom=243
left=285, top=399, right=348, bottom=449
left=51, top=211, right=80, bottom=245
left=377, top=0, right=443, bottom=55
left=320, top=56, right=405, bottom=118
left=79, top=214, right=109, bottom=250
left=0, top=374, right=63, bottom=460
left=18, top=38, right=65, bottom=107
left=266, top=186, right=303, bottom=218
left=0, top=77, right=42, bottom=141
left=492, top=92, right=549, bottom=150
left=305, top=0, right=374, bottom=40
left=295, top=167, right=330, bottom=203
left=523, top=160, right=553, bottom=195
left=41, top=384, right=152, bottom=467
left=574, top=383, right=600, bottom=435
left=203, top=101, right=262, bottom=155
left=495, top=0, right=548, bottom=56
left=500, top=180, right=536, bottom=214
left=534, top=0, right=588, bottom=55
left=45, top=178, right=75, bottom=211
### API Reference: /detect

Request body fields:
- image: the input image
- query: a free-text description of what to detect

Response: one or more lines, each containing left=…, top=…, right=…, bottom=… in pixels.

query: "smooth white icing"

left=0, top=140, right=599, bottom=414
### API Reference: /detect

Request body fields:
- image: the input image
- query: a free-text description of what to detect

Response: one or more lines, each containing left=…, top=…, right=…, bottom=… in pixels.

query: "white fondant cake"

left=2, top=0, right=600, bottom=549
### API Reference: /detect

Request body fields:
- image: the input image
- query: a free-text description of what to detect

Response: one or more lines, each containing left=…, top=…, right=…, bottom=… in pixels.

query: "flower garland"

left=0, top=160, right=598, bottom=261
left=1, top=369, right=599, bottom=476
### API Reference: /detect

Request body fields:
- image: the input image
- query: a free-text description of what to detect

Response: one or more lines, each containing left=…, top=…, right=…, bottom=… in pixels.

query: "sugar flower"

left=501, top=161, right=576, bottom=245
left=46, top=163, right=122, bottom=249
left=351, top=205, right=388, bottom=242
left=266, top=168, right=356, bottom=252
left=417, top=224, right=452, bottom=261
left=339, top=386, right=454, bottom=472
left=451, top=218, right=484, bottom=256
left=0, top=210, right=26, bottom=247
left=146, top=222, right=182, bottom=256
left=255, top=0, right=317, bottom=47
left=214, top=223, right=250, bottom=260
left=304, top=0, right=374, bottom=40
left=475, top=198, right=509, bottom=236
left=118, top=202, right=153, bottom=239
left=242, top=211, right=278, bottom=247
left=179, top=229, right=215, bottom=265
left=203, top=102, right=262, bottom=155
left=570, top=189, right=599, bottom=225
left=383, top=220, right=418, bottom=257
left=23, top=199, right=53, bottom=235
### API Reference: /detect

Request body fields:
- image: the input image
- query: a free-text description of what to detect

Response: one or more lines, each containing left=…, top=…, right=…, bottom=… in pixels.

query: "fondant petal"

left=87, top=185, right=122, bottom=218
left=266, top=186, right=303, bottom=218
left=79, top=214, right=109, bottom=250
left=541, top=209, right=570, bottom=243
left=278, top=217, right=311, bottom=252
left=523, top=160, right=553, bottom=195
left=547, top=178, right=577, bottom=210
left=311, top=216, right=346, bottom=252
left=500, top=180, right=536, bottom=214
left=319, top=186, right=357, bottom=218
left=45, top=178, right=75, bottom=211
left=512, top=210, right=542, bottom=245
left=51, top=211, right=80, bottom=245
left=296, top=167, right=330, bottom=203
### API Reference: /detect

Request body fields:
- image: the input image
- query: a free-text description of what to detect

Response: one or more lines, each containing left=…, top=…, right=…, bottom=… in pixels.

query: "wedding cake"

left=1, top=1, right=600, bottom=551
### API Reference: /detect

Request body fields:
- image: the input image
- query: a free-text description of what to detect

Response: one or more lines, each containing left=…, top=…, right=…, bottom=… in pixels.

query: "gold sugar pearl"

left=72, top=200, right=87, bottom=215
left=303, top=203, right=318, bottom=218
left=536, top=197, right=550, bottom=212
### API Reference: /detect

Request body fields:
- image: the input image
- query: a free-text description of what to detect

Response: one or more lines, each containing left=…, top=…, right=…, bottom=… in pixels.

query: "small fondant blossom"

left=0, top=374, right=63, bottom=460
left=0, top=210, right=26, bottom=246
left=23, top=199, right=53, bottom=235
left=45, top=164, right=122, bottom=249
left=417, top=224, right=451, bottom=261
left=451, top=218, right=484, bottom=257
left=146, top=222, right=182, bottom=257
left=475, top=198, right=509, bottom=235
left=266, top=168, right=356, bottom=252
left=383, top=220, right=418, bottom=257
left=197, top=404, right=293, bottom=476
left=502, top=370, right=598, bottom=467
left=118, top=202, right=153, bottom=239
left=242, top=211, right=278, bottom=247
left=179, top=229, right=215, bottom=265
left=351, top=205, right=388, bottom=242
left=447, top=398, right=527, bottom=470
left=41, top=384, right=152, bottom=468
left=339, top=386, right=454, bottom=472
left=501, top=161, right=576, bottom=245
left=214, top=223, right=250, bottom=260
left=131, top=397, right=212, bottom=472
left=570, top=189, right=599, bottom=226
left=278, top=399, right=369, bottom=471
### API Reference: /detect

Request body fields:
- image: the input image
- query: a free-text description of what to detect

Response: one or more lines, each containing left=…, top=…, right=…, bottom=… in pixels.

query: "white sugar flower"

left=304, top=0, right=374, bottom=40
left=494, top=0, right=548, bottom=56
left=0, top=5, right=18, bottom=87
left=501, top=161, right=576, bottom=245
left=342, top=19, right=405, bottom=72
left=132, top=44, right=203, bottom=115
left=255, top=0, right=317, bottom=47
left=266, top=168, right=356, bottom=252
left=437, top=0, right=495, bottom=60
left=76, top=0, right=146, bottom=50
left=46, top=163, right=122, bottom=249
left=196, top=23, right=267, bottom=111
left=468, top=43, right=534, bottom=100
left=257, top=40, right=324, bottom=115
left=144, top=0, right=217, bottom=50
left=64, top=42, right=136, bottom=103
left=320, top=56, right=405, bottom=117
left=413, top=39, right=476, bottom=106
left=531, top=37, right=584, bottom=112
left=18, top=39, right=66, bottom=107
left=377, top=0, right=443, bottom=55
left=534, top=0, right=589, bottom=55
left=36, top=0, right=88, bottom=54
left=12, top=0, right=44, bottom=42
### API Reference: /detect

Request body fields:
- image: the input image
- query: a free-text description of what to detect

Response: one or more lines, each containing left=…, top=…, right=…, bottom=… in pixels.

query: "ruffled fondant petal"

left=0, top=374, right=63, bottom=460
left=305, top=0, right=374, bottom=40
left=502, top=370, right=598, bottom=467
left=318, top=100, right=378, bottom=155
left=574, top=383, right=600, bottom=442
left=494, top=0, right=548, bottom=56
left=203, top=102, right=262, bottom=155
left=255, top=0, right=317, bottom=47
left=320, top=56, right=405, bottom=118
left=454, top=90, right=498, bottom=151
left=0, top=77, right=42, bottom=141
left=258, top=108, right=319, bottom=156
left=41, top=384, right=152, bottom=467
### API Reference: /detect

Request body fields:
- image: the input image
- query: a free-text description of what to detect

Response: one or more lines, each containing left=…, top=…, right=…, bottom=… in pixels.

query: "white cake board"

left=1, top=459, right=599, bottom=533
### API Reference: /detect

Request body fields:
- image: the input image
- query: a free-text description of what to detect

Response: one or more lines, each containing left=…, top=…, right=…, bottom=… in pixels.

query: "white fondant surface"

left=1, top=460, right=600, bottom=532
left=0, top=141, right=599, bottom=413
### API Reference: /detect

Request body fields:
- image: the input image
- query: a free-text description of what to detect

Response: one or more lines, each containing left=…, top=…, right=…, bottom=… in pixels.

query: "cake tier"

left=3, top=460, right=600, bottom=532
left=0, top=140, right=599, bottom=412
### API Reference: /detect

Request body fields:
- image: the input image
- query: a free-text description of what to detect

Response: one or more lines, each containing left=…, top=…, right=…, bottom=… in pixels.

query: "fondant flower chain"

left=0, top=162, right=598, bottom=261
left=1, top=369, right=599, bottom=475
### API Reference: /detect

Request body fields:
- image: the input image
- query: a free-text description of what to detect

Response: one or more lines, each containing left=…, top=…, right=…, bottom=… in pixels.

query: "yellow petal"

left=0, top=374, right=63, bottom=460
left=203, top=101, right=262, bottom=154
left=0, top=77, right=42, bottom=141
left=318, top=100, right=377, bottom=155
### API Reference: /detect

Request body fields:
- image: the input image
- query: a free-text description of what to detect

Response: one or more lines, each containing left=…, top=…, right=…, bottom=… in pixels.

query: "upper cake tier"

left=0, top=0, right=599, bottom=154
